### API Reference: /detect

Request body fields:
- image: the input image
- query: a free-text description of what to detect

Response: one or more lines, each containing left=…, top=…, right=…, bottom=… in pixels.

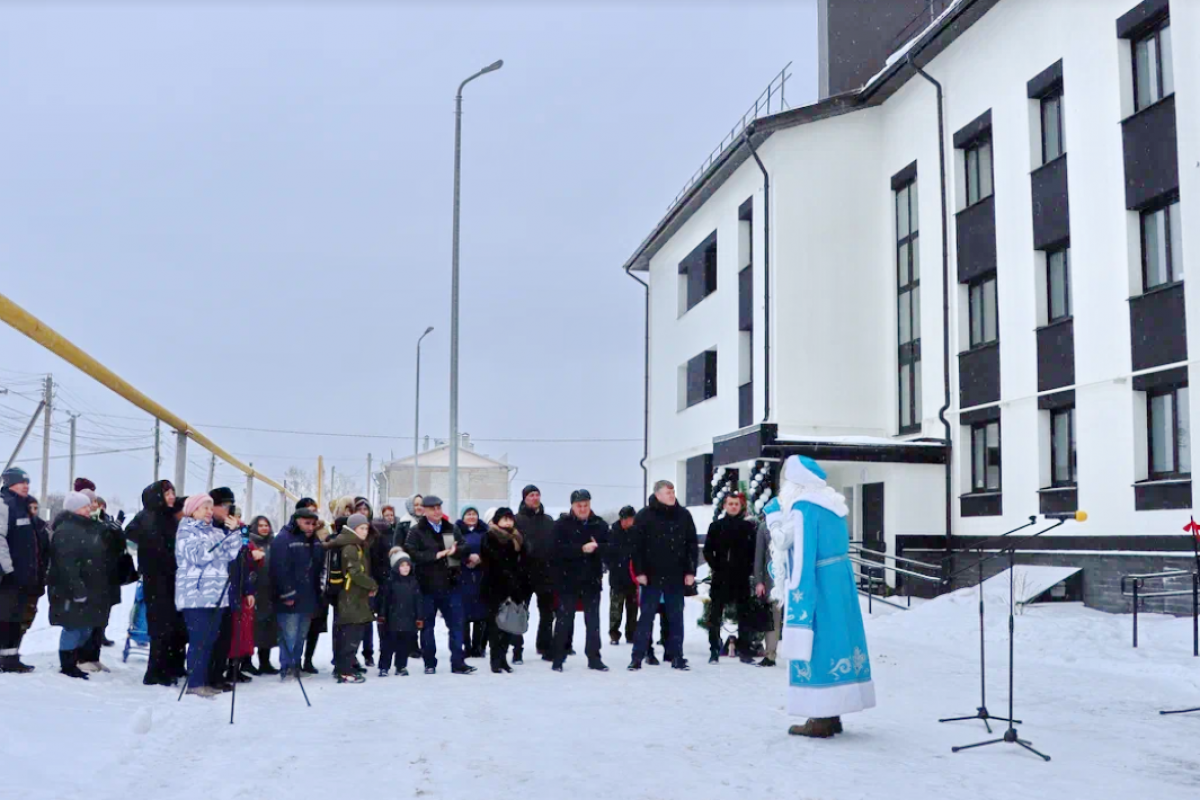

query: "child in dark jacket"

left=376, top=547, right=423, bottom=676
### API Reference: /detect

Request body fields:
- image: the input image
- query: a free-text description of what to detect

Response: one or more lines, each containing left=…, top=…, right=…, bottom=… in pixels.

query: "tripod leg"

left=951, top=737, right=1003, bottom=753
left=230, top=658, right=238, bottom=725
left=1017, top=740, right=1051, bottom=762
left=287, top=631, right=312, bottom=708
left=177, top=578, right=233, bottom=702
left=1160, top=707, right=1200, bottom=715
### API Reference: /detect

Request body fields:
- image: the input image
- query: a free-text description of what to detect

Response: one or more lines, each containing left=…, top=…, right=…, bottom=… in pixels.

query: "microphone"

left=1043, top=510, right=1087, bottom=522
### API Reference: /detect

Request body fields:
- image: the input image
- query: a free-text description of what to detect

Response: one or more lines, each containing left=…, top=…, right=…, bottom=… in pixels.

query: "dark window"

left=969, top=274, right=998, bottom=347
left=1041, top=92, right=1065, bottom=163
left=971, top=420, right=1001, bottom=492
left=1050, top=407, right=1076, bottom=486
left=1047, top=247, right=1071, bottom=322
left=965, top=138, right=994, bottom=206
left=1148, top=384, right=1190, bottom=479
left=1134, top=19, right=1174, bottom=112
left=896, top=176, right=921, bottom=433
left=684, top=454, right=714, bottom=507
left=1141, top=199, right=1183, bottom=290
left=683, top=349, right=718, bottom=409
left=679, top=232, right=718, bottom=314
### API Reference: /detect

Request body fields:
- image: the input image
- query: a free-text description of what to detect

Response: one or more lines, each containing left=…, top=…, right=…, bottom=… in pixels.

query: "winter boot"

left=788, top=718, right=837, bottom=738
left=186, top=686, right=220, bottom=699
left=831, top=717, right=844, bottom=735
left=512, top=648, right=524, bottom=666
left=229, top=665, right=253, bottom=683
left=671, top=657, right=691, bottom=671
left=258, top=650, right=280, bottom=675
left=363, top=654, right=375, bottom=668
left=757, top=657, right=777, bottom=668
left=588, top=659, right=609, bottom=672
left=627, top=659, right=642, bottom=671
left=645, top=649, right=660, bottom=666
left=378, top=667, right=389, bottom=678
left=241, top=656, right=260, bottom=676
left=398, top=668, right=409, bottom=676
left=709, top=647, right=720, bottom=665
left=452, top=664, right=478, bottom=675
left=301, top=658, right=319, bottom=675
left=59, top=650, right=89, bottom=680
left=336, top=672, right=366, bottom=684
left=1, top=655, right=35, bottom=673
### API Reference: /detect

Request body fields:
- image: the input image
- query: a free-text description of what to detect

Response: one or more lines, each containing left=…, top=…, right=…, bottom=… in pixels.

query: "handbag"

left=118, top=552, right=139, bottom=586
left=495, top=598, right=530, bottom=635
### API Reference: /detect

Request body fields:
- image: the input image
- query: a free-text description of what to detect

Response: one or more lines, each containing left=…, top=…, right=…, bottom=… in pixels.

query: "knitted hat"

left=209, top=487, right=235, bottom=507
left=521, top=484, right=540, bottom=501
left=619, top=505, right=637, bottom=520
left=347, top=513, right=370, bottom=531
left=296, top=497, right=317, bottom=511
left=570, top=489, right=591, bottom=504
left=461, top=506, right=479, bottom=518
left=389, top=547, right=412, bottom=569
left=64, top=491, right=92, bottom=513
left=1, top=467, right=30, bottom=488
left=183, top=494, right=214, bottom=518
left=73, top=477, right=96, bottom=492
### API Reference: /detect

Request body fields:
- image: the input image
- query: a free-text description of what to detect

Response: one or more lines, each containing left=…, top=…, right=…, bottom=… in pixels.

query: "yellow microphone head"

left=1074, top=510, right=1088, bottom=522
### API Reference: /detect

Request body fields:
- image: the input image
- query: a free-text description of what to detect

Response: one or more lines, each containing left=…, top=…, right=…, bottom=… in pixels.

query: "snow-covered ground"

left=5, top=574, right=1200, bottom=800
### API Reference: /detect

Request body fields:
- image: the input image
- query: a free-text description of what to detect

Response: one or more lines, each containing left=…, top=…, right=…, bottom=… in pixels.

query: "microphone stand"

left=938, top=516, right=1038, bottom=732
left=950, top=518, right=1069, bottom=762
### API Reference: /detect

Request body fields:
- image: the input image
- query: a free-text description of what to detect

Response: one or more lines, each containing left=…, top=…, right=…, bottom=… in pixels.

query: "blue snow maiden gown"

left=764, top=455, right=875, bottom=719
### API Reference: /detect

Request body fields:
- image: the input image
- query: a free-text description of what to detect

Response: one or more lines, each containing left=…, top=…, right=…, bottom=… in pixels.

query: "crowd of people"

left=0, top=454, right=874, bottom=737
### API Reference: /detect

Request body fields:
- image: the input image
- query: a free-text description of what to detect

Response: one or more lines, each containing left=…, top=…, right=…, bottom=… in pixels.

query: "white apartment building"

left=622, top=0, right=1199, bottom=610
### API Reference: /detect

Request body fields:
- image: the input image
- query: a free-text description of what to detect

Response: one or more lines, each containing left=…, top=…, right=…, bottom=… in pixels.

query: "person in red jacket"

left=227, top=529, right=265, bottom=682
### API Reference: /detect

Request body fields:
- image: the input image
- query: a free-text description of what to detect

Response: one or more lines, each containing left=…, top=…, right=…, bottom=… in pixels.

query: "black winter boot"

left=258, top=649, right=280, bottom=675
left=59, top=650, right=89, bottom=680
left=0, top=655, right=34, bottom=673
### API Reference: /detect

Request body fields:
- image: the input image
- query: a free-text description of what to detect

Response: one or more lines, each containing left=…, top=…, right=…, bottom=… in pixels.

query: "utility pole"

left=174, top=430, right=187, bottom=494
left=245, top=463, right=254, bottom=524
left=317, top=455, right=324, bottom=514
left=40, top=375, right=52, bottom=511
left=4, top=401, right=45, bottom=472
left=367, top=453, right=372, bottom=508
left=67, top=413, right=78, bottom=491
left=330, top=465, right=337, bottom=510
left=154, top=419, right=161, bottom=482
left=207, top=452, right=216, bottom=492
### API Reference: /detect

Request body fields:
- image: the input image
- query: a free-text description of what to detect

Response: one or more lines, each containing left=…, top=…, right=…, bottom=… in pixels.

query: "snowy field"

left=5, top=574, right=1200, bottom=800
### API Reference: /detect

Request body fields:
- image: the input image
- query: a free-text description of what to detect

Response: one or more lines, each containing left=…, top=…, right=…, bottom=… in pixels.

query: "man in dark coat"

left=514, top=485, right=556, bottom=660
left=271, top=507, right=324, bottom=679
left=0, top=467, right=40, bottom=673
left=629, top=480, right=698, bottom=672
left=606, top=505, right=639, bottom=645
left=702, top=493, right=758, bottom=663
left=47, top=492, right=110, bottom=678
left=125, top=480, right=186, bottom=685
left=404, top=496, right=474, bottom=675
left=550, top=490, right=610, bottom=672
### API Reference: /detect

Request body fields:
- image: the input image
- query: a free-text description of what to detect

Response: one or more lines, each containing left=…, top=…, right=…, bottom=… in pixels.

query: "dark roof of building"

left=622, top=0, right=999, bottom=273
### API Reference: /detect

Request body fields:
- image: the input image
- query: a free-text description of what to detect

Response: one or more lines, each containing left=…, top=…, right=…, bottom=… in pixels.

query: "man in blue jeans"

left=403, top=496, right=475, bottom=675
left=629, top=480, right=698, bottom=672
left=271, top=507, right=323, bottom=679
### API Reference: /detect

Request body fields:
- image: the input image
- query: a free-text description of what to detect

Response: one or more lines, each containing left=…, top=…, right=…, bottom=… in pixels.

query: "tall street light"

left=414, top=326, right=434, bottom=497
left=449, top=58, right=503, bottom=518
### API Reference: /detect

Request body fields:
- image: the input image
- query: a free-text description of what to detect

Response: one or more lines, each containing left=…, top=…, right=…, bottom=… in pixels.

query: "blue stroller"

left=122, top=579, right=151, bottom=663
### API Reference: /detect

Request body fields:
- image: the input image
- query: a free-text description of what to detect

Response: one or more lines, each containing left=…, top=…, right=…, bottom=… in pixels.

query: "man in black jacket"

left=514, top=485, right=556, bottom=660
left=0, top=467, right=40, bottom=673
left=404, top=496, right=474, bottom=675
left=629, top=480, right=698, bottom=672
left=550, top=490, right=609, bottom=672
left=606, top=506, right=639, bottom=645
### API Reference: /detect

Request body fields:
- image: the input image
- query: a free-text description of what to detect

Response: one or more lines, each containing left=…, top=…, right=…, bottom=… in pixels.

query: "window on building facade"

left=896, top=177, right=921, bottom=432
left=679, top=348, right=718, bottom=410
left=969, top=274, right=998, bottom=347
left=1047, top=247, right=1071, bottom=322
left=1041, top=91, right=1065, bottom=163
left=1050, top=406, right=1076, bottom=486
left=964, top=138, right=994, bottom=206
left=678, top=233, right=718, bottom=315
left=1142, top=199, right=1183, bottom=290
left=1134, top=19, right=1174, bottom=112
left=1148, top=384, right=1190, bottom=479
left=971, top=420, right=1001, bottom=492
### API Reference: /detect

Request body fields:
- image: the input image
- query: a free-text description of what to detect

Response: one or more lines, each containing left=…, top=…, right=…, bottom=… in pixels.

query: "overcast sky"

left=0, top=1, right=817, bottom=517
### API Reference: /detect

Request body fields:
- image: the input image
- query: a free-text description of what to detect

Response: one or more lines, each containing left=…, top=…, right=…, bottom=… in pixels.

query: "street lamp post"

left=450, top=58, right=503, bottom=518
left=414, top=326, right=434, bottom=498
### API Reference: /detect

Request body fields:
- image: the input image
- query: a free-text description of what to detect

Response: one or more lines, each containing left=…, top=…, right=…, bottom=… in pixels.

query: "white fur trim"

left=788, top=679, right=876, bottom=718
left=781, top=627, right=813, bottom=662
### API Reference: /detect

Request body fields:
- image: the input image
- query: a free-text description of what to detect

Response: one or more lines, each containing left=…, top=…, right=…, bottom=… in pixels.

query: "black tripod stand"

left=950, top=519, right=1069, bottom=762
left=938, top=516, right=1036, bottom=733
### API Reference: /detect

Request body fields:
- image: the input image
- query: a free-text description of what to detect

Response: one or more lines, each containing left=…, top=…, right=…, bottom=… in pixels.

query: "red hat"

left=74, top=477, right=96, bottom=492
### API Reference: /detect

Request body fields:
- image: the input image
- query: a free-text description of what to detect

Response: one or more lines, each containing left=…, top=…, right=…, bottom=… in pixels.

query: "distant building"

left=384, top=435, right=515, bottom=517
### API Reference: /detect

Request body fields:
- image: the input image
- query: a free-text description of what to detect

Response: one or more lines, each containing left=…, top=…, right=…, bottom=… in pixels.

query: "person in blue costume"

left=763, top=455, right=875, bottom=738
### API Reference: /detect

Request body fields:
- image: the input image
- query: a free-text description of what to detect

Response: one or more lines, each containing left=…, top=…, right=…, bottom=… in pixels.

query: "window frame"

left=1046, top=247, right=1071, bottom=323
left=968, top=274, right=999, bottom=348
left=1147, top=384, right=1190, bottom=480
left=896, top=177, right=921, bottom=434
left=970, top=420, right=1002, bottom=493
left=1049, top=406, right=1076, bottom=487
left=1140, top=198, right=1182, bottom=291
left=964, top=137, right=994, bottom=207
left=1040, top=91, right=1065, bottom=164
left=1133, top=18, right=1173, bottom=112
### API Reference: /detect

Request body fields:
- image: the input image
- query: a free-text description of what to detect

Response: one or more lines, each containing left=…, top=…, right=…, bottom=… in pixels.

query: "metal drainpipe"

left=910, top=57, right=954, bottom=572
left=743, top=126, right=771, bottom=423
left=625, top=265, right=650, bottom=500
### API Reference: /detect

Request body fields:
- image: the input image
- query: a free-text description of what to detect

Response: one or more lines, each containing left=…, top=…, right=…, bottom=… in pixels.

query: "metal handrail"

left=852, top=544, right=942, bottom=572
left=668, top=63, right=792, bottom=211
left=1121, top=568, right=1198, bottom=656
left=849, top=555, right=941, bottom=584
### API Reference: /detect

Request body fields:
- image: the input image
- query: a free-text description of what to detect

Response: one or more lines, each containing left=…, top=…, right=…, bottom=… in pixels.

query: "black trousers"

left=554, top=590, right=601, bottom=664
left=468, top=619, right=489, bottom=655
left=335, top=623, right=366, bottom=676
left=707, top=597, right=750, bottom=655
left=379, top=630, right=417, bottom=672
left=533, top=589, right=555, bottom=654
left=145, top=612, right=187, bottom=681
left=304, top=627, right=321, bottom=666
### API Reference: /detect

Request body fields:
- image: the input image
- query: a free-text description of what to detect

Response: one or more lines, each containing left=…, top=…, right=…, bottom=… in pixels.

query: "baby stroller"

left=122, top=579, right=151, bottom=663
